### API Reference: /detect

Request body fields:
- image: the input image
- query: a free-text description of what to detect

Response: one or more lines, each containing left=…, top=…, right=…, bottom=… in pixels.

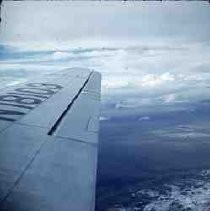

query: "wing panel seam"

left=47, top=71, right=93, bottom=136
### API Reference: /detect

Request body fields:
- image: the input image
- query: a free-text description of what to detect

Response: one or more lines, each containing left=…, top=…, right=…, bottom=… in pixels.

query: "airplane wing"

left=0, top=68, right=101, bottom=211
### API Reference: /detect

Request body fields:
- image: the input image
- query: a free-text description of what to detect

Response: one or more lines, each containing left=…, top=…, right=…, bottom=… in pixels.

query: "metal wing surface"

left=0, top=68, right=101, bottom=211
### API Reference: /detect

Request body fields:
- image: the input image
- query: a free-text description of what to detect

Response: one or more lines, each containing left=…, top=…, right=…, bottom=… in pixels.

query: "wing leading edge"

left=0, top=68, right=101, bottom=211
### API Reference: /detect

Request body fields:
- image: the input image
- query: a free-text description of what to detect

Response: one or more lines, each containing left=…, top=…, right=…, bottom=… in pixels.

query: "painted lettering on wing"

left=0, top=83, right=62, bottom=122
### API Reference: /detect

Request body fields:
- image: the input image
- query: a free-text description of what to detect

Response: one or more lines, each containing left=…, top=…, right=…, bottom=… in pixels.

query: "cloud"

left=161, top=94, right=176, bottom=103
left=138, top=116, right=150, bottom=121
left=143, top=182, right=210, bottom=211
left=141, top=72, right=175, bottom=88
left=1, top=40, right=210, bottom=113
left=100, top=116, right=110, bottom=121
left=51, top=51, right=72, bottom=60
left=152, top=124, right=210, bottom=139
